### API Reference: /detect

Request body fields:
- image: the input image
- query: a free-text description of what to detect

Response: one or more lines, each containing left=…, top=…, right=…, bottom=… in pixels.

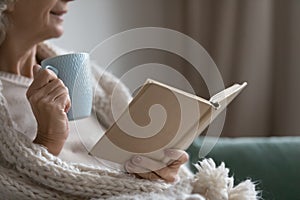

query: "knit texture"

left=0, top=42, right=259, bottom=199
left=0, top=71, right=37, bottom=140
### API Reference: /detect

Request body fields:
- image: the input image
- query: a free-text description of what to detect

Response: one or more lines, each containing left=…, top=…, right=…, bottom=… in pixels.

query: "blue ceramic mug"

left=41, top=52, right=92, bottom=121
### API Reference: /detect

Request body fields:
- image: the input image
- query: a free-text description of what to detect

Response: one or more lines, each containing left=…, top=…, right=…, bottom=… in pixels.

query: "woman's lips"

left=50, top=10, right=67, bottom=21
left=50, top=10, right=67, bottom=16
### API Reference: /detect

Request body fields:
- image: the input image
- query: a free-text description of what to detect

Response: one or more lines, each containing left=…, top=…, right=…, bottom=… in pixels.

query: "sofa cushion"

left=187, top=136, right=300, bottom=200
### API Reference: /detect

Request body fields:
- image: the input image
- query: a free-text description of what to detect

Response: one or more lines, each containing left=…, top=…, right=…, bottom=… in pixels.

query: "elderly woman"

left=0, top=0, right=258, bottom=199
left=0, top=0, right=188, bottom=181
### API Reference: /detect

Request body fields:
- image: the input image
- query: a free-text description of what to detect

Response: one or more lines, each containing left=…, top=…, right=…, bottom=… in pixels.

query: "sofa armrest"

left=187, top=136, right=300, bottom=199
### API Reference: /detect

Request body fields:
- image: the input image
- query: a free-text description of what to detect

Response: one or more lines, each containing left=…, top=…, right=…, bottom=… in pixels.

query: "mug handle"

left=44, top=65, right=59, bottom=76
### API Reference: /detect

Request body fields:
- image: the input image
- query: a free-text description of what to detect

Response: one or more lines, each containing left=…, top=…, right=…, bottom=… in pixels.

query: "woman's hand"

left=26, top=64, right=71, bottom=156
left=125, top=149, right=189, bottom=183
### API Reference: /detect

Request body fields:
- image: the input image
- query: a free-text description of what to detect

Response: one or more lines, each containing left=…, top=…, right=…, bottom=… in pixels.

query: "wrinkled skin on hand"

left=125, top=149, right=189, bottom=183
left=26, top=64, right=71, bottom=155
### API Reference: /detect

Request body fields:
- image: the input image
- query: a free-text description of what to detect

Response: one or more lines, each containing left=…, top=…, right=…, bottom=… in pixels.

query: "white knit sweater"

left=0, top=42, right=258, bottom=199
left=0, top=62, right=121, bottom=166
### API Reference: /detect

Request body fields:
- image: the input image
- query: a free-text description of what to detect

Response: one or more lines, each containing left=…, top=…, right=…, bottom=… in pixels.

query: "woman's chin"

left=48, top=26, right=64, bottom=39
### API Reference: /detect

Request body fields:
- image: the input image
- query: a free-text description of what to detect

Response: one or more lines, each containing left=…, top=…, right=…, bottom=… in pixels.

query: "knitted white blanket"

left=0, top=43, right=258, bottom=199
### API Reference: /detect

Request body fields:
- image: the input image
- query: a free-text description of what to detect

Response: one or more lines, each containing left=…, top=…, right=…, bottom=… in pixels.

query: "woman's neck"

left=0, top=36, right=38, bottom=78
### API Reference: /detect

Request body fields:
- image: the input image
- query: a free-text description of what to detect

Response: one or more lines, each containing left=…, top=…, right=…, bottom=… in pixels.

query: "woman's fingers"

left=28, top=79, right=65, bottom=103
left=27, top=66, right=58, bottom=98
left=127, top=149, right=189, bottom=183
left=154, top=167, right=179, bottom=183
left=44, top=79, right=66, bottom=96
left=27, top=66, right=70, bottom=112
left=153, top=151, right=188, bottom=182
left=131, top=164, right=179, bottom=183
left=29, top=80, right=71, bottom=112
left=125, top=160, right=151, bottom=174
left=130, top=155, right=166, bottom=172
left=54, top=93, right=71, bottom=113
left=164, top=149, right=189, bottom=166
left=47, top=83, right=68, bottom=101
left=32, top=64, right=41, bottom=78
left=135, top=171, right=162, bottom=181
left=129, top=149, right=188, bottom=173
left=125, top=161, right=162, bottom=181
left=32, top=67, right=57, bottom=88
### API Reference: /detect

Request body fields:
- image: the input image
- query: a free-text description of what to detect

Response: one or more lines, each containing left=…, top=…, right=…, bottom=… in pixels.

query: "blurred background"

left=52, top=0, right=300, bottom=137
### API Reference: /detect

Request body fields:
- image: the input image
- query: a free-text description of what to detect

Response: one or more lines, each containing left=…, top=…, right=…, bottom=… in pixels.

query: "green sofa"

left=186, top=137, right=300, bottom=200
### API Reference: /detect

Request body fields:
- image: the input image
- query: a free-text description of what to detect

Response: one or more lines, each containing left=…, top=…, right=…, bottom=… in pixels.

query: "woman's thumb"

left=33, top=64, right=42, bottom=78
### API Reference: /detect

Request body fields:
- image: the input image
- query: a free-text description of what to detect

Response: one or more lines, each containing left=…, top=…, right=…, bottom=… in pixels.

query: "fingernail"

left=132, top=156, right=142, bottom=164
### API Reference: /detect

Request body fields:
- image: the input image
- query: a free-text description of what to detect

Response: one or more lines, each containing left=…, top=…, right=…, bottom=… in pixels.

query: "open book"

left=90, top=79, right=247, bottom=166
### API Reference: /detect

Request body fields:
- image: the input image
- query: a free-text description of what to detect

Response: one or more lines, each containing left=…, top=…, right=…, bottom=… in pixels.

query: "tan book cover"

left=90, top=79, right=247, bottom=166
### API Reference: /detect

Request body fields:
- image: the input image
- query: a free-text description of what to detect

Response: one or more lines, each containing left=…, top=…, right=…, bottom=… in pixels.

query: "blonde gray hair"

left=0, top=0, right=16, bottom=45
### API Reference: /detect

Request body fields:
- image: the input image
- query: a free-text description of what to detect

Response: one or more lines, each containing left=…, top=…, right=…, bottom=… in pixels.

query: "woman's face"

left=7, top=0, right=72, bottom=42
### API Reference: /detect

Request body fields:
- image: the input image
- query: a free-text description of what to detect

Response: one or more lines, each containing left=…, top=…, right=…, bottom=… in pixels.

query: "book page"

left=210, top=82, right=247, bottom=108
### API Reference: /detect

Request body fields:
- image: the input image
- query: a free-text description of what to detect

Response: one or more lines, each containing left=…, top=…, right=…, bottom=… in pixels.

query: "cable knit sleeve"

left=90, top=62, right=132, bottom=129
left=0, top=80, right=14, bottom=128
